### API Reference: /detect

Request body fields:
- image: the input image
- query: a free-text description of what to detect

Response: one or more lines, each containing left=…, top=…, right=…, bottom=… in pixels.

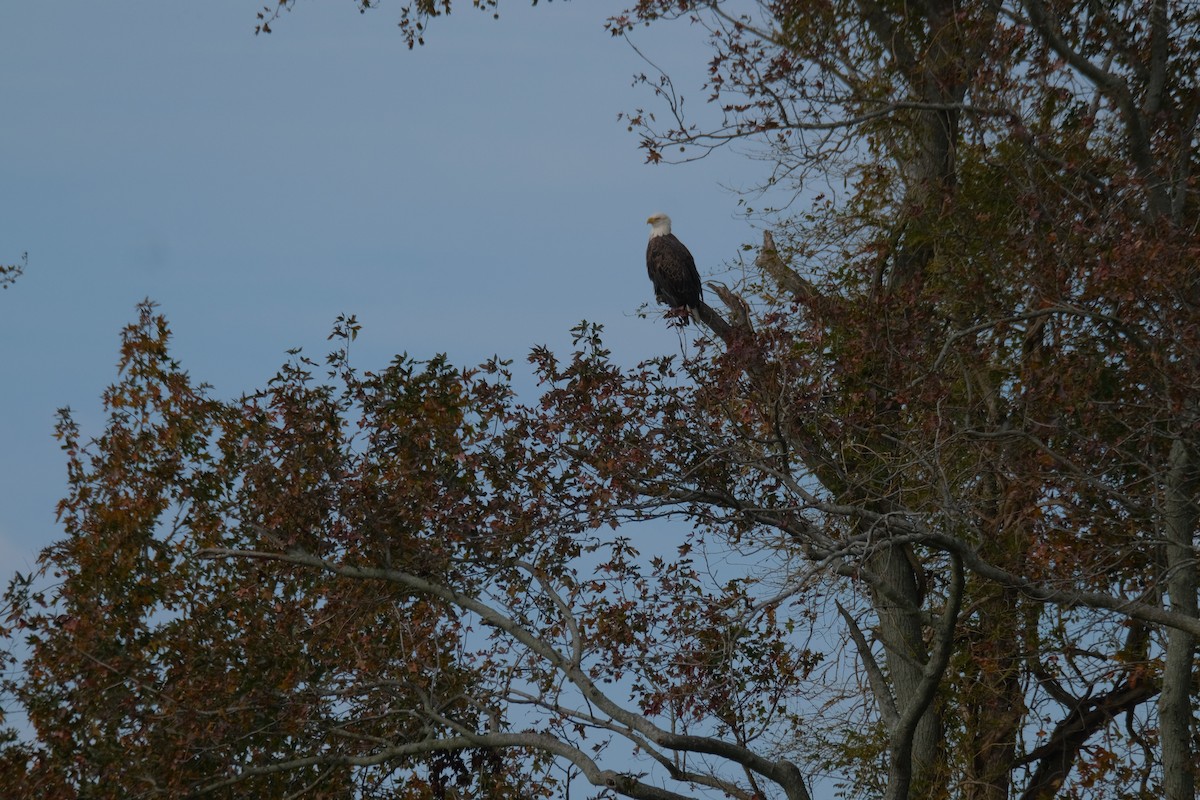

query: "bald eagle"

left=646, top=213, right=702, bottom=325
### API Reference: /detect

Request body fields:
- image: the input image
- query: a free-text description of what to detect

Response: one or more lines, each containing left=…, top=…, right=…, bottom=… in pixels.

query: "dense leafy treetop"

left=3, top=2, right=1199, bottom=799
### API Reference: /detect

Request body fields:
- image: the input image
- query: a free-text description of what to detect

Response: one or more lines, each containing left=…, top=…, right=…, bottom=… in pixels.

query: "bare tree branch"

left=198, top=545, right=816, bottom=800
left=837, top=600, right=899, bottom=729
left=1017, top=681, right=1159, bottom=800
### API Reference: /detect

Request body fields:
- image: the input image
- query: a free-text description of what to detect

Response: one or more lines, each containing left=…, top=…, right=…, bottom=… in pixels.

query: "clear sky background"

left=1, top=0, right=768, bottom=571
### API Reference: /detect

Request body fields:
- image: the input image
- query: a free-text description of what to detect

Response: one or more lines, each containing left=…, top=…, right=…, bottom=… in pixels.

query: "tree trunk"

left=1160, top=437, right=1199, bottom=800
left=867, top=542, right=945, bottom=798
left=960, top=584, right=1023, bottom=800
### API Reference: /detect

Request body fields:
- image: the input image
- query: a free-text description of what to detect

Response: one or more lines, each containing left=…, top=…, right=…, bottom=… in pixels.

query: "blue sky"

left=0, top=0, right=764, bottom=570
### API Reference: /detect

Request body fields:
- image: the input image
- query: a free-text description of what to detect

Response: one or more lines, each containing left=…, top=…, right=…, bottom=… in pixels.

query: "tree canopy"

left=3, top=2, right=1200, bottom=799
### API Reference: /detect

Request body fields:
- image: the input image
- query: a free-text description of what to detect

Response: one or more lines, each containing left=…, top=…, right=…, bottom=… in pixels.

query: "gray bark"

left=867, top=542, right=944, bottom=796
left=1160, top=437, right=1199, bottom=800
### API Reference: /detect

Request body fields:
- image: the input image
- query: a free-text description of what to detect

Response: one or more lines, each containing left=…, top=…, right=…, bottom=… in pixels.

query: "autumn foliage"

left=3, top=2, right=1200, bottom=799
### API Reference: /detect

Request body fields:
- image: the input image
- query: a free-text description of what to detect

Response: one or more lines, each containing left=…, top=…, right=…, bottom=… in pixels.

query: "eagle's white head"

left=646, top=212, right=672, bottom=238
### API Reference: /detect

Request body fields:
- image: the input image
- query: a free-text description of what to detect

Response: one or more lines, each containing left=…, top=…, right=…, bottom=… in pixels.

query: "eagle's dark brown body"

left=646, top=216, right=702, bottom=324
